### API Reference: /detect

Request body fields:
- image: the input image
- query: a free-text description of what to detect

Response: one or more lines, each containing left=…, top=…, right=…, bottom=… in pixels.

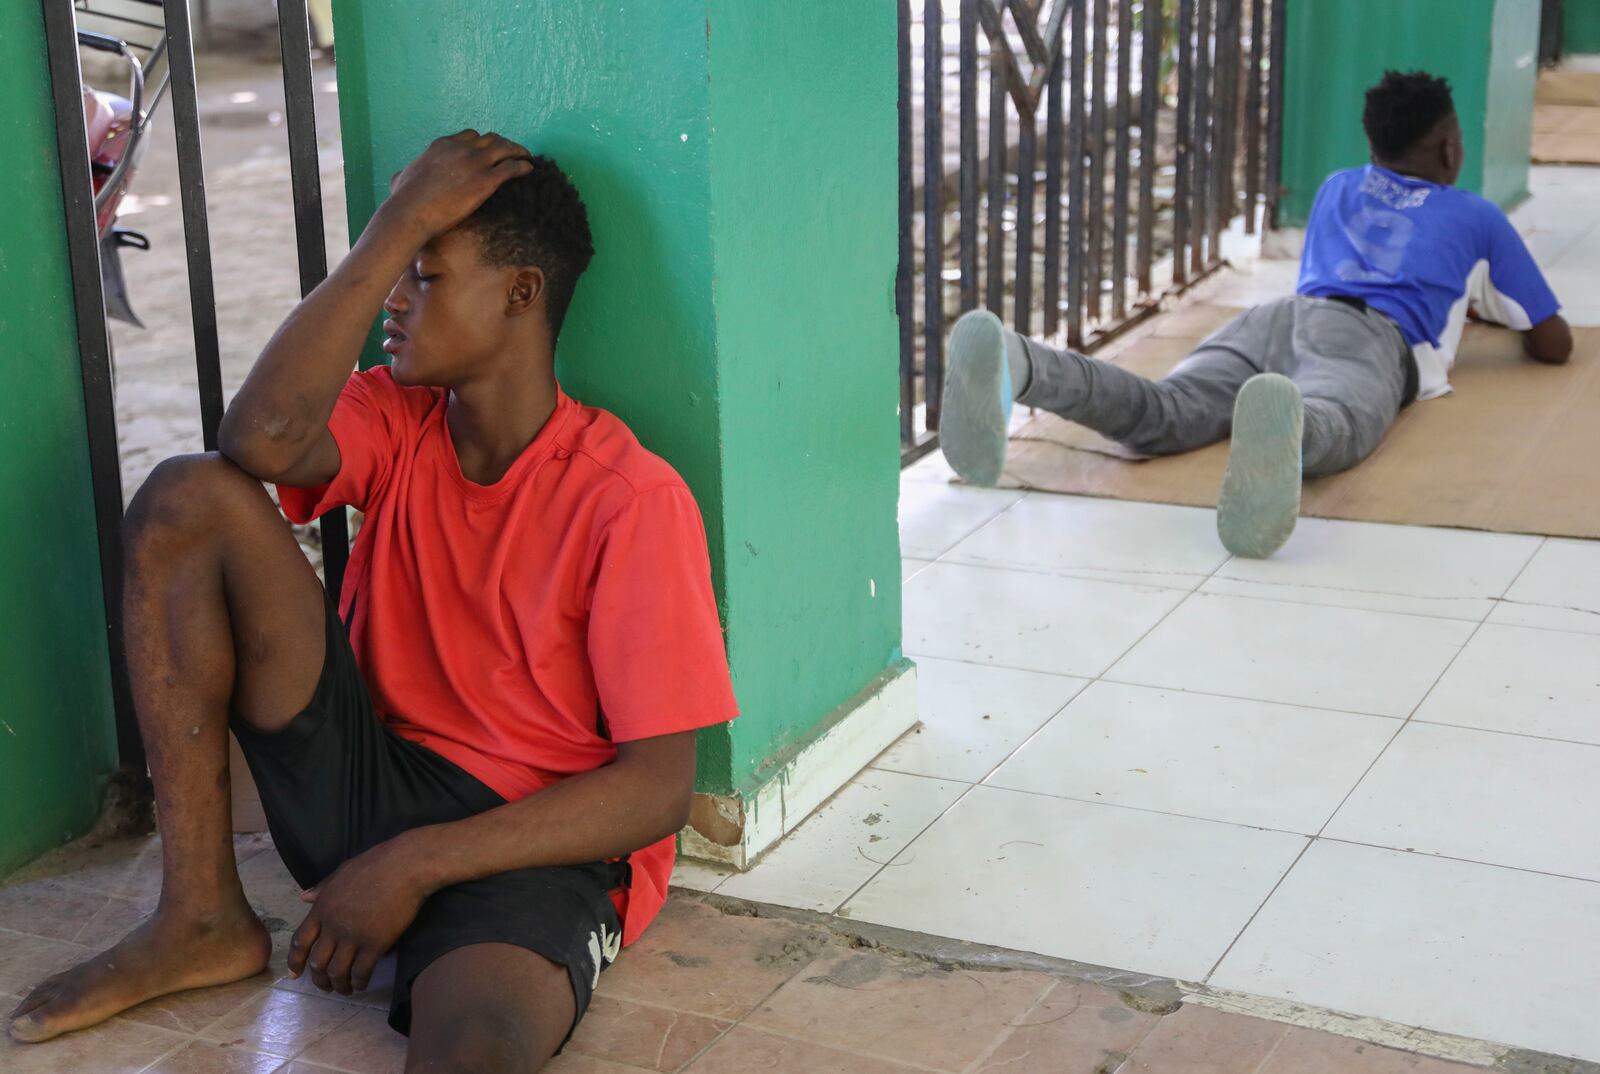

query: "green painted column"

left=1567, top=0, right=1600, bottom=54
left=1277, top=0, right=1540, bottom=226
left=332, top=0, right=911, bottom=864
left=0, top=6, right=119, bottom=874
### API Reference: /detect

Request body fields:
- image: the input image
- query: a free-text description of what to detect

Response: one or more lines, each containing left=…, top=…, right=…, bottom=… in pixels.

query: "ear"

left=506, top=267, right=546, bottom=317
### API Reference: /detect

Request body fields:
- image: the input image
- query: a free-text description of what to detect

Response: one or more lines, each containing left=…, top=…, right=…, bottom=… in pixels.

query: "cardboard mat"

left=1533, top=68, right=1600, bottom=164
left=998, top=306, right=1600, bottom=539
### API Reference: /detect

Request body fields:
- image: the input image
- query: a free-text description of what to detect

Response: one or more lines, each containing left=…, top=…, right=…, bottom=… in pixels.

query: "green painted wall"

left=1278, top=0, right=1537, bottom=225
left=0, top=5, right=119, bottom=874
left=1567, top=0, right=1600, bottom=53
left=332, top=1, right=903, bottom=796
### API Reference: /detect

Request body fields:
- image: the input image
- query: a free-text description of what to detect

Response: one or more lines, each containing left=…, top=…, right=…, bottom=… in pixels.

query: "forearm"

left=219, top=204, right=425, bottom=467
left=395, top=759, right=689, bottom=897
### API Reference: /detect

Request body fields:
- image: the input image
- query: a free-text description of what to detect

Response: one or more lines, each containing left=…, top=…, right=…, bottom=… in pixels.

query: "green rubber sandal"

left=1217, top=373, right=1303, bottom=559
left=941, top=310, right=1014, bottom=487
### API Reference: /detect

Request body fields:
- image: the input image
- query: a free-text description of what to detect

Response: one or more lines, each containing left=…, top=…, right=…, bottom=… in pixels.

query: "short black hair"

left=1362, top=70, right=1456, bottom=161
left=462, top=155, right=594, bottom=339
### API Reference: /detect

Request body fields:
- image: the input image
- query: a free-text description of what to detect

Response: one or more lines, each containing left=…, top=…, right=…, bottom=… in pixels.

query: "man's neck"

left=445, top=349, right=560, bottom=486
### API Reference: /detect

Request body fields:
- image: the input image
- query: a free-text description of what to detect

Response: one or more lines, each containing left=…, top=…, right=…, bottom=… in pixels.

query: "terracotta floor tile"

left=199, top=987, right=360, bottom=1058
left=567, top=994, right=731, bottom=1071
left=682, top=1025, right=926, bottom=1073
left=0, top=929, right=93, bottom=998
left=0, top=878, right=115, bottom=942
left=142, top=1038, right=290, bottom=1074
left=119, top=976, right=274, bottom=1036
left=8, top=835, right=166, bottom=902
left=74, top=893, right=159, bottom=949
left=596, top=899, right=830, bottom=1020
left=0, top=1015, right=187, bottom=1074
left=745, top=949, right=1053, bottom=1072
left=1121, top=1005, right=1289, bottom=1073
left=972, top=980, right=1162, bottom=1074
left=295, top=1005, right=408, bottom=1073
left=1260, top=1028, right=1494, bottom=1073
left=545, top=1054, right=662, bottom=1073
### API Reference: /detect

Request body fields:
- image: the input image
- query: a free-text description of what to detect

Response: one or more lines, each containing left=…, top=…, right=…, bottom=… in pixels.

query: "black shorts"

left=230, top=592, right=625, bottom=1042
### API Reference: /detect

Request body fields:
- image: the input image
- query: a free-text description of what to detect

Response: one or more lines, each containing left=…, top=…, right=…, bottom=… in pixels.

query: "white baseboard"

left=681, top=660, right=918, bottom=870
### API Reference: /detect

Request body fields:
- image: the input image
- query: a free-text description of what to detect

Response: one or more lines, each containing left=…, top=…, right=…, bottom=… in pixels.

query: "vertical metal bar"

left=1112, top=0, right=1133, bottom=320
left=985, top=59, right=1006, bottom=313
left=1244, top=0, right=1265, bottom=233
left=41, top=0, right=143, bottom=773
left=1042, top=49, right=1065, bottom=336
left=1015, top=119, right=1036, bottom=334
left=1137, top=0, right=1159, bottom=295
left=1191, top=0, right=1212, bottom=274
left=1173, top=0, right=1193, bottom=285
left=1214, top=0, right=1241, bottom=244
left=1264, top=0, right=1286, bottom=230
left=960, top=0, right=980, bottom=313
left=276, top=0, right=347, bottom=596
left=1085, top=0, right=1108, bottom=327
left=923, top=0, right=946, bottom=434
left=163, top=0, right=225, bottom=450
left=897, top=0, right=917, bottom=449
left=1208, top=0, right=1234, bottom=250
left=1066, top=0, right=1087, bottom=347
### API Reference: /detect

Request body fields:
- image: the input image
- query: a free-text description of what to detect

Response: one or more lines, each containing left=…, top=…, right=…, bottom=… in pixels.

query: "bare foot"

left=7, top=906, right=270, bottom=1043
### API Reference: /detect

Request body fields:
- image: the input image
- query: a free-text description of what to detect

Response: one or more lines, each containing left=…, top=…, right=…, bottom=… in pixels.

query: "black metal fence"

left=896, top=0, right=1285, bottom=461
left=41, top=0, right=346, bottom=770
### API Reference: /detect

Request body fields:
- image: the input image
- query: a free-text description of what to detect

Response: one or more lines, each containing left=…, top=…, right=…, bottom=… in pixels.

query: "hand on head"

left=386, top=130, right=535, bottom=240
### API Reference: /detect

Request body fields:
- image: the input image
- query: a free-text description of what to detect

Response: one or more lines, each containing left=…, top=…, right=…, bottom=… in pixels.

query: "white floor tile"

left=987, top=682, right=1397, bottom=834
left=1415, top=623, right=1600, bottom=744
left=943, top=495, right=1227, bottom=590
left=903, top=562, right=1187, bottom=677
left=670, top=858, right=733, bottom=894
left=1490, top=538, right=1600, bottom=636
left=1212, top=841, right=1600, bottom=1063
left=1106, top=593, right=1475, bottom=718
left=842, top=786, right=1307, bottom=981
left=899, top=481, right=1024, bottom=559
left=900, top=451, right=960, bottom=484
left=1327, top=722, right=1600, bottom=880
left=874, top=658, right=1088, bottom=783
left=715, top=770, right=966, bottom=914
left=902, top=557, right=933, bottom=583
left=1205, top=518, right=1538, bottom=622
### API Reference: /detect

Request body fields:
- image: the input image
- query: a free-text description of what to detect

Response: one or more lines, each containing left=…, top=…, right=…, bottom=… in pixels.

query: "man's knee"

left=124, top=453, right=263, bottom=556
left=407, top=1012, right=552, bottom=1074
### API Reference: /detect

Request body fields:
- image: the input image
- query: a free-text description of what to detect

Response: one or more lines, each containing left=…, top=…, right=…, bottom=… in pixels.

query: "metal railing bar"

left=1243, top=0, right=1264, bottom=233
left=1173, top=0, right=1193, bottom=285
left=923, top=0, right=946, bottom=433
left=161, top=0, right=225, bottom=450
left=1042, top=49, right=1064, bottom=335
left=42, top=0, right=143, bottom=773
left=1015, top=118, right=1037, bottom=334
left=984, top=60, right=1006, bottom=313
left=1085, top=0, right=1108, bottom=327
left=1066, top=0, right=1086, bottom=347
left=959, top=0, right=979, bottom=318
left=1264, top=0, right=1285, bottom=229
left=897, top=0, right=917, bottom=449
left=1111, top=0, right=1132, bottom=321
left=1191, top=0, right=1212, bottom=274
left=1136, top=0, right=1159, bottom=294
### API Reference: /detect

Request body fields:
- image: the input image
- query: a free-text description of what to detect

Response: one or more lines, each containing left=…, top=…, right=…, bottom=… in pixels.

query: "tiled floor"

left=683, top=166, right=1600, bottom=1065
left=0, top=853, right=1502, bottom=1074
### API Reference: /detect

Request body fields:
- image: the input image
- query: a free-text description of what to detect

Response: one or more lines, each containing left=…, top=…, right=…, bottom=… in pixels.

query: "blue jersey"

left=1298, top=165, right=1560, bottom=399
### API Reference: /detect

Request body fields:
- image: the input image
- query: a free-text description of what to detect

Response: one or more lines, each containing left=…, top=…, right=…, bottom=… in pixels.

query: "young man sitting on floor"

left=940, top=70, right=1573, bottom=558
left=8, top=131, right=738, bottom=1072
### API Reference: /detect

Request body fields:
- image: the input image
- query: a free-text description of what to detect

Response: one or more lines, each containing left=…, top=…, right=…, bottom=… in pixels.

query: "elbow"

left=217, top=411, right=304, bottom=482
left=661, top=788, right=694, bottom=840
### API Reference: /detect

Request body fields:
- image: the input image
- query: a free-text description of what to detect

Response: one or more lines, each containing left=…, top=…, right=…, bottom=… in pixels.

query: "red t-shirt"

left=278, top=367, right=738, bottom=945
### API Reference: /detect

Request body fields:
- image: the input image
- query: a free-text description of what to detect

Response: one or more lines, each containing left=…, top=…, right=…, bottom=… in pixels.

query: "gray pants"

left=1017, top=295, right=1413, bottom=477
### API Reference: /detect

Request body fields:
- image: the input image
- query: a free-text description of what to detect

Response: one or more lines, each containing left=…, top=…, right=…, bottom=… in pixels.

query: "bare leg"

left=8, top=454, right=328, bottom=1043
left=404, top=944, right=576, bottom=1074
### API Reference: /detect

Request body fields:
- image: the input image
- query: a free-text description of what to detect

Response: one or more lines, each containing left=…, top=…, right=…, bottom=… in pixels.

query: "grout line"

left=132, top=1033, right=201, bottom=1074
left=958, top=977, right=1060, bottom=1074
left=1407, top=717, right=1600, bottom=750
left=1199, top=839, right=1314, bottom=985
left=1316, top=836, right=1600, bottom=886
left=829, top=782, right=983, bottom=916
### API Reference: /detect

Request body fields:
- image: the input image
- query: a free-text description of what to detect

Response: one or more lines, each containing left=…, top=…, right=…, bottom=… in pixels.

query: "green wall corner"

left=1278, top=0, right=1538, bottom=226
left=0, top=4, right=119, bottom=875
left=331, top=1, right=904, bottom=802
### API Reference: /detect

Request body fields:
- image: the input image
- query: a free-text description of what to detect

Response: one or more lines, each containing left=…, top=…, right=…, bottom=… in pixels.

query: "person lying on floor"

left=8, top=131, right=738, bottom=1072
left=941, top=69, right=1573, bottom=558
